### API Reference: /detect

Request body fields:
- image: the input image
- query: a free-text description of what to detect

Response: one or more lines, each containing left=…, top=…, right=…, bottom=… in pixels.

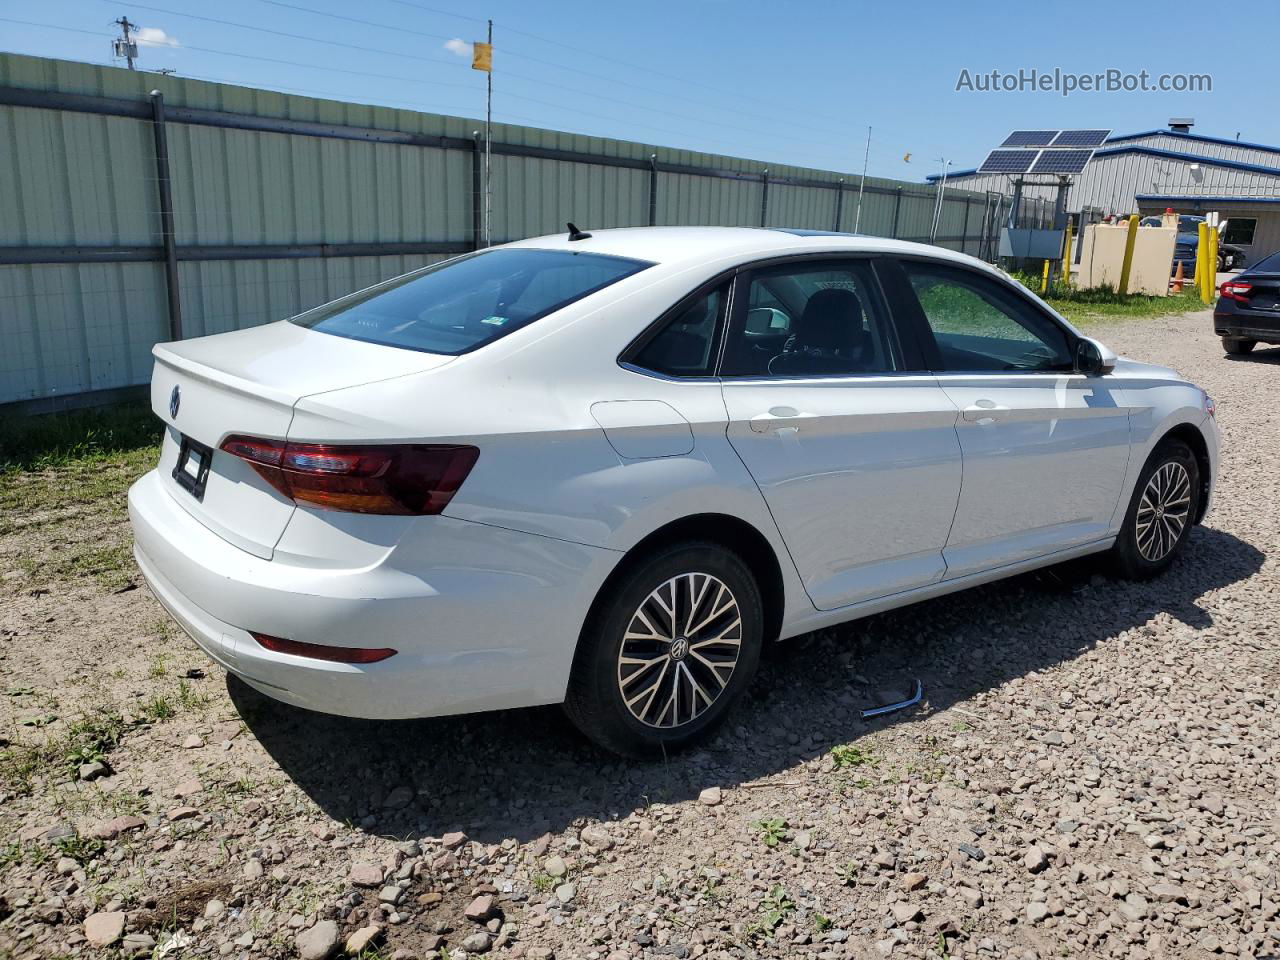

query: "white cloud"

left=443, top=38, right=471, bottom=58
left=135, top=27, right=180, bottom=48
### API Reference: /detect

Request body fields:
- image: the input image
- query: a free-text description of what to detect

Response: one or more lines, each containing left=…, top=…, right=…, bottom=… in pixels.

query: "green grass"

left=140, top=694, right=176, bottom=723
left=1010, top=272, right=1206, bottom=327
left=0, top=401, right=161, bottom=591
left=0, top=400, right=161, bottom=524
left=0, top=400, right=160, bottom=474
left=0, top=708, right=126, bottom=796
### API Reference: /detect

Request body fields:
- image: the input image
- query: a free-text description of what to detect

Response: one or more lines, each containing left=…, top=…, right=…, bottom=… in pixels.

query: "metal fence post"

left=891, top=188, right=902, bottom=239
left=648, top=154, right=658, bottom=226
left=471, top=132, right=483, bottom=250
left=833, top=178, right=844, bottom=231
left=149, top=90, right=182, bottom=341
left=759, top=169, right=769, bottom=227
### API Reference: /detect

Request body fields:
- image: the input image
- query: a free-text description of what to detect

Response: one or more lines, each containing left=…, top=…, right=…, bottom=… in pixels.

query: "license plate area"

left=172, top=435, right=213, bottom=500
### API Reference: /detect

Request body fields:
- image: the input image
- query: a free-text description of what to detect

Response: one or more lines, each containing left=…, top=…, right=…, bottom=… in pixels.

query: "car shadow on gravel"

left=230, top=525, right=1263, bottom=844
left=1225, top=345, right=1280, bottom=364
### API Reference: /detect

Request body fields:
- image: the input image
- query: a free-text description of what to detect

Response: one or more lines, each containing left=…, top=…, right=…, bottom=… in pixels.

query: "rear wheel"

left=1223, top=337, right=1256, bottom=355
left=1109, top=439, right=1200, bottom=580
left=564, top=542, right=763, bottom=757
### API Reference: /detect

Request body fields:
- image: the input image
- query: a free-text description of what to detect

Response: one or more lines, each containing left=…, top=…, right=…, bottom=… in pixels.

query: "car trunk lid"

left=1236, top=273, right=1280, bottom=311
left=150, top=321, right=453, bottom=559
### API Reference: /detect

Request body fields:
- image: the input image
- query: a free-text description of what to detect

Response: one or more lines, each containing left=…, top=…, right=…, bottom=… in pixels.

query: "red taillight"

left=1219, top=279, right=1252, bottom=303
left=251, top=632, right=397, bottom=664
left=220, top=436, right=478, bottom=515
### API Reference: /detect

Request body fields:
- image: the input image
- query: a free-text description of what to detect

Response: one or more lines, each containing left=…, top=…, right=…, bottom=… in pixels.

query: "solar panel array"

left=978, top=150, right=1040, bottom=174
left=1029, top=149, right=1094, bottom=174
left=1049, top=129, right=1109, bottom=147
left=1000, top=130, right=1059, bottom=147
left=978, top=129, right=1112, bottom=178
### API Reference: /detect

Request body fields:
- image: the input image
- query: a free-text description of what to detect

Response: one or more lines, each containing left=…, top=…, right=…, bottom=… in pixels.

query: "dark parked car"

left=1142, top=215, right=1247, bottom=272
left=1214, top=250, right=1280, bottom=354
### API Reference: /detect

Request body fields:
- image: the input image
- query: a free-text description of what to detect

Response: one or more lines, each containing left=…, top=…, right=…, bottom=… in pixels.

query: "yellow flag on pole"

left=472, top=41, right=492, bottom=72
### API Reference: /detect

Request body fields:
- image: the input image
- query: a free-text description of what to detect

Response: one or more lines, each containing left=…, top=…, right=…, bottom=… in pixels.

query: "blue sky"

left=3, top=0, right=1276, bottom=182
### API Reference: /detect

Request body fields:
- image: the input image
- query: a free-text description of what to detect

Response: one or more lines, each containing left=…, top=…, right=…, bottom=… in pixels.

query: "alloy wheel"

left=1135, top=461, right=1192, bottom=562
left=616, top=572, right=743, bottom=728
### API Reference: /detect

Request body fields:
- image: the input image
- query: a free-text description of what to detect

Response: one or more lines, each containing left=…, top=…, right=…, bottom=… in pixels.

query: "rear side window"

left=628, top=284, right=727, bottom=378
left=721, top=260, right=899, bottom=377
left=293, top=249, right=651, bottom=355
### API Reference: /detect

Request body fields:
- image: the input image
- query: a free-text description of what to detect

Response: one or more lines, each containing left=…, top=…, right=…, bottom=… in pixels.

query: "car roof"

left=506, top=225, right=994, bottom=272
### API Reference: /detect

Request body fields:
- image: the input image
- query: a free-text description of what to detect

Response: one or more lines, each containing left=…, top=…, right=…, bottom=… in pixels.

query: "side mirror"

left=1076, top=337, right=1117, bottom=376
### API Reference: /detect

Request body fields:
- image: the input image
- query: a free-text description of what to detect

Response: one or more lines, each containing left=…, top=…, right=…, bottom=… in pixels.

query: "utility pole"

left=930, top=158, right=951, bottom=243
left=853, top=125, right=871, bottom=234
left=113, top=16, right=139, bottom=71
left=484, top=18, right=493, bottom=247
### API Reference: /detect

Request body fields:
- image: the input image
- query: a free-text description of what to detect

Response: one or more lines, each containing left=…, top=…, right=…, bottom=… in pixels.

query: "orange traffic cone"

left=1172, top=260, right=1185, bottom=293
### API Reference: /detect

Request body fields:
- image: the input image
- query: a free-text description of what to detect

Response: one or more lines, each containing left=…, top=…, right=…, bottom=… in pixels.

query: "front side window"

left=902, top=262, right=1074, bottom=372
left=721, top=260, right=899, bottom=377
left=293, top=249, right=651, bottom=355
left=628, top=284, right=727, bottom=378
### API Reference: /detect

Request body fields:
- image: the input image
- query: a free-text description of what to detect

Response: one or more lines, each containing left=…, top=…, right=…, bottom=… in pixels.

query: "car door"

left=888, top=258, right=1132, bottom=578
left=718, top=256, right=964, bottom=611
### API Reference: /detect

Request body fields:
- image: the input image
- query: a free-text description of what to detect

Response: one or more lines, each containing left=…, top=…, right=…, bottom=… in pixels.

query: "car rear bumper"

left=1214, top=309, right=1280, bottom=342
left=128, top=469, right=619, bottom=720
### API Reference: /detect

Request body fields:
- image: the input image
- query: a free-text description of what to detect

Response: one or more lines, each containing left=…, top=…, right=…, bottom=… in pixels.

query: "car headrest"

left=794, top=288, right=864, bottom=351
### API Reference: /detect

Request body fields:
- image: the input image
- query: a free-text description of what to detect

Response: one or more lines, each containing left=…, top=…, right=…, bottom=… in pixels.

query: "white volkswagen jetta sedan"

left=129, top=227, right=1218, bottom=755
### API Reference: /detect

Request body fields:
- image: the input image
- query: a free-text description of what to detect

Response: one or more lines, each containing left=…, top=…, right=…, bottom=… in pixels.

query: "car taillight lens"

left=220, top=436, right=478, bottom=515
left=1219, top=280, right=1252, bottom=302
left=251, top=632, right=396, bottom=664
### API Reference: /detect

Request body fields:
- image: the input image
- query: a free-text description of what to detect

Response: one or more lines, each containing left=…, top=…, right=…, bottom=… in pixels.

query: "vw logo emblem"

left=669, top=636, right=689, bottom=661
left=169, top=384, right=181, bottom=419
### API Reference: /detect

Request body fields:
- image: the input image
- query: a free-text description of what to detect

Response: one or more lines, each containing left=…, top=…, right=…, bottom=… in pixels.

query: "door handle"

left=749, top=407, right=812, bottom=433
left=962, top=401, right=1010, bottom=423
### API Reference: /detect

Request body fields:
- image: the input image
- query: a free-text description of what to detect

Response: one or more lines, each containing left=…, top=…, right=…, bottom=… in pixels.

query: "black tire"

left=1109, top=439, right=1200, bottom=580
left=1223, top=337, right=1256, bottom=355
left=563, top=541, right=763, bottom=757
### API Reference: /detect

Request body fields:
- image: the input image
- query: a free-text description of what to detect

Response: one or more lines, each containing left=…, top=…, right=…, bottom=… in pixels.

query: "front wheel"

left=1109, top=440, right=1200, bottom=579
left=563, top=542, right=763, bottom=757
left=1223, top=337, right=1256, bottom=355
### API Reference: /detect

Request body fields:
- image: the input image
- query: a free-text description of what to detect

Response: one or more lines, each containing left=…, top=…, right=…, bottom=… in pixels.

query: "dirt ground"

left=1, top=308, right=1277, bottom=960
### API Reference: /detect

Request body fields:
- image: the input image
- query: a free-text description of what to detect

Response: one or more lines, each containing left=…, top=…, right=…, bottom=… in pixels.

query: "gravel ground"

left=1, top=308, right=1277, bottom=960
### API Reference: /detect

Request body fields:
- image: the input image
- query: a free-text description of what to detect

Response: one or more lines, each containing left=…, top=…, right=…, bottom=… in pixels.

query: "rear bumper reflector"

left=251, top=632, right=397, bottom=664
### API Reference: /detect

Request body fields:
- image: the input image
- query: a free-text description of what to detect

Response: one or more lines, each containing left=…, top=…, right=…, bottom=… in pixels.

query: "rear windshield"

left=292, top=248, right=652, bottom=354
left=1254, top=251, right=1280, bottom=272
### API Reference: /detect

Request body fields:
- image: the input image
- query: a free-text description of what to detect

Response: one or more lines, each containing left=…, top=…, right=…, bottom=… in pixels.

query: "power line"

left=98, top=0, right=465, bottom=69
left=257, top=0, right=456, bottom=44
left=84, top=4, right=897, bottom=166
left=238, top=0, right=923, bottom=159
left=370, top=0, right=953, bottom=155
left=0, top=20, right=476, bottom=94
left=20, top=10, right=923, bottom=179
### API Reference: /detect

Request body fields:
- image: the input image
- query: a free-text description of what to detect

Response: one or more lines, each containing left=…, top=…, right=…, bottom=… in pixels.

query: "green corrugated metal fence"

left=0, top=52, right=1020, bottom=408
